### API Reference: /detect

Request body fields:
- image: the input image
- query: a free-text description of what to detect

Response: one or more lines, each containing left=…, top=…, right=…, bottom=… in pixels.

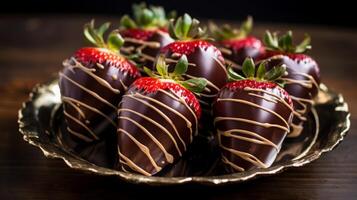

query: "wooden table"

left=1, top=16, right=356, bottom=199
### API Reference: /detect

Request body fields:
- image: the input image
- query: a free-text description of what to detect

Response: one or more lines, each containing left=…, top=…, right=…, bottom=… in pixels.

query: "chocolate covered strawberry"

left=119, top=2, right=175, bottom=67
left=260, top=31, right=320, bottom=137
left=117, top=55, right=207, bottom=176
left=210, top=16, right=264, bottom=69
left=59, top=21, right=141, bottom=143
left=213, top=58, right=293, bottom=172
left=160, top=13, right=228, bottom=109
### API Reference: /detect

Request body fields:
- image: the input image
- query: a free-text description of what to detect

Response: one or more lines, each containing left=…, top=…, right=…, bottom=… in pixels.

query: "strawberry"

left=160, top=14, right=228, bottom=113
left=117, top=55, right=207, bottom=176
left=119, top=2, right=175, bottom=68
left=260, top=31, right=320, bottom=137
left=59, top=20, right=141, bottom=143
left=209, top=17, right=265, bottom=69
left=213, top=58, right=293, bottom=172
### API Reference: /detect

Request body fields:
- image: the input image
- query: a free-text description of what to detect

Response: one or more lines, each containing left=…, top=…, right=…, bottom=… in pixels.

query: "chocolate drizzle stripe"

left=59, top=72, right=117, bottom=110
left=62, top=96, right=116, bottom=127
left=214, top=117, right=289, bottom=132
left=123, top=37, right=161, bottom=48
left=247, top=92, right=306, bottom=121
left=140, top=53, right=156, bottom=62
left=119, top=80, right=128, bottom=91
left=62, top=98, right=86, bottom=118
left=133, top=93, right=194, bottom=142
left=118, top=148, right=151, bottom=176
left=66, top=127, right=93, bottom=142
left=289, top=122, right=304, bottom=138
left=220, top=143, right=268, bottom=168
left=124, top=95, right=187, bottom=150
left=220, top=129, right=279, bottom=150
left=281, top=78, right=313, bottom=88
left=159, top=89, right=198, bottom=133
left=221, top=155, right=245, bottom=172
left=290, top=71, right=320, bottom=89
left=64, top=58, right=121, bottom=94
left=118, top=108, right=183, bottom=156
left=219, top=47, right=232, bottom=55
left=212, top=56, right=228, bottom=74
left=119, top=116, right=174, bottom=163
left=118, top=128, right=162, bottom=171
left=63, top=110, right=99, bottom=140
left=165, top=57, right=197, bottom=67
left=217, top=98, right=290, bottom=128
left=224, top=58, right=241, bottom=69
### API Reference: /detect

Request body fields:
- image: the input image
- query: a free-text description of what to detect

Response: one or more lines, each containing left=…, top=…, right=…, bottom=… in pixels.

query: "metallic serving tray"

left=18, top=80, right=350, bottom=185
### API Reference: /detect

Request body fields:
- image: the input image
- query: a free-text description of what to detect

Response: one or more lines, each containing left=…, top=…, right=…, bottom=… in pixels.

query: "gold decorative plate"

left=18, top=80, right=350, bottom=185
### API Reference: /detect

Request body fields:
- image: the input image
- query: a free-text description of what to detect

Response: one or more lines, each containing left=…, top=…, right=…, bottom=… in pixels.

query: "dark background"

left=1, top=0, right=357, bottom=28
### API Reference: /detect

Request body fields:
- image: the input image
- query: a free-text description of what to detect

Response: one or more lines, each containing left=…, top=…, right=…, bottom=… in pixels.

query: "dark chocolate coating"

left=161, top=45, right=228, bottom=107
left=59, top=58, right=138, bottom=143
left=263, top=54, right=320, bottom=135
left=121, top=30, right=174, bottom=68
left=213, top=85, right=293, bottom=172
left=217, top=38, right=264, bottom=69
left=117, top=87, right=198, bottom=176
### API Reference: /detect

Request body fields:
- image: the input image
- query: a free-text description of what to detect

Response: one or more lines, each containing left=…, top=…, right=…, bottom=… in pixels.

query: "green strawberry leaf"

left=173, top=55, right=188, bottom=76
left=120, top=15, right=137, bottom=29
left=264, top=64, right=286, bottom=81
left=242, top=57, right=256, bottom=78
left=156, top=55, right=168, bottom=77
left=180, top=78, right=207, bottom=93
left=227, top=67, right=245, bottom=81
left=182, top=13, right=192, bottom=38
left=97, top=22, right=110, bottom=38
left=295, top=34, right=311, bottom=53
left=256, top=62, right=267, bottom=80
left=107, top=30, right=124, bottom=51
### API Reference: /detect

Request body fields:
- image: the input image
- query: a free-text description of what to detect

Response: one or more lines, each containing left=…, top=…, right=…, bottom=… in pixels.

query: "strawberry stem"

left=209, top=16, right=253, bottom=41
left=169, top=13, right=209, bottom=41
left=144, top=54, right=207, bottom=93
left=263, top=30, right=312, bottom=53
left=84, top=20, right=124, bottom=52
left=228, top=57, right=286, bottom=85
left=120, top=2, right=175, bottom=30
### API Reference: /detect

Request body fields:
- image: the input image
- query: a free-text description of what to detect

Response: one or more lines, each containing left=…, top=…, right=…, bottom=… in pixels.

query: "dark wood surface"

left=0, top=15, right=356, bottom=200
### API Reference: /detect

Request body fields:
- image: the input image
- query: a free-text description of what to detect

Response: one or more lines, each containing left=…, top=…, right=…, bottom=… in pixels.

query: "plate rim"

left=18, top=80, right=351, bottom=185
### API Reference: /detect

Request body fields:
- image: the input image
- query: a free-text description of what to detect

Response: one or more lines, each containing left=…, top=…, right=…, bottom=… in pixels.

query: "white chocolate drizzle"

left=63, top=110, right=99, bottom=140
left=118, top=148, right=152, bottom=176
left=118, top=128, right=162, bottom=171
left=118, top=108, right=182, bottom=156
left=62, top=96, right=116, bottom=127
left=59, top=72, right=117, bottom=110
left=123, top=94, right=187, bottom=150
left=119, top=116, right=174, bottom=163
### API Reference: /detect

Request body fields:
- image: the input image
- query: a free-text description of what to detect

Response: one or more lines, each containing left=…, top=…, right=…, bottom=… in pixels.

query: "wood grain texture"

left=0, top=15, right=357, bottom=199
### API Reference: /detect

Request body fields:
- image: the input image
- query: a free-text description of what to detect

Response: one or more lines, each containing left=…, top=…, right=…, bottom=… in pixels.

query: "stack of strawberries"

left=59, top=2, right=320, bottom=176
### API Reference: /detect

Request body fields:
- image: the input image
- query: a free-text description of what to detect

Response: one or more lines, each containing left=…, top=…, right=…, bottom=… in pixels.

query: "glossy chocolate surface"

left=213, top=85, right=293, bottom=171
left=117, top=86, right=198, bottom=175
left=161, top=45, right=228, bottom=107
left=263, top=54, right=320, bottom=136
left=59, top=58, right=138, bottom=142
left=121, top=30, right=174, bottom=67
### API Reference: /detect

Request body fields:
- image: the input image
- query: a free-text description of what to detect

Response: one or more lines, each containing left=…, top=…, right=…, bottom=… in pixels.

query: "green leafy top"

left=209, top=16, right=253, bottom=41
left=228, top=57, right=286, bottom=85
left=263, top=30, right=311, bottom=53
left=84, top=20, right=124, bottom=52
left=120, top=2, right=176, bottom=30
left=169, top=13, right=208, bottom=41
left=144, top=55, right=207, bottom=93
